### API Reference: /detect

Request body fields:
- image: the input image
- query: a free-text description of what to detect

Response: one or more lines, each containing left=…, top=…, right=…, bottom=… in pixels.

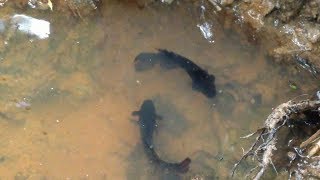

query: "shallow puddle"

left=0, top=1, right=319, bottom=179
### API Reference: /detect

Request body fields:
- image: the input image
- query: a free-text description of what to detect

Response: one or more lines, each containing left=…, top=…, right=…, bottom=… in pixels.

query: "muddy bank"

left=0, top=0, right=101, bottom=18
left=202, top=0, right=320, bottom=74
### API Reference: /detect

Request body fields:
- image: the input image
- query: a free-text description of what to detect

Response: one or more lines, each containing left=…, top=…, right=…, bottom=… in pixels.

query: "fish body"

left=132, top=100, right=191, bottom=173
left=134, top=49, right=216, bottom=98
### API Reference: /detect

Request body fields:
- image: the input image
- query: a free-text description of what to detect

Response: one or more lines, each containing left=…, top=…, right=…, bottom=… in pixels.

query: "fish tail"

left=148, top=146, right=191, bottom=173
left=176, top=157, right=191, bottom=173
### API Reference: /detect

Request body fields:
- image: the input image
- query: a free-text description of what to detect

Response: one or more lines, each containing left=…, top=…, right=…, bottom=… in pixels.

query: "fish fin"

left=132, top=111, right=140, bottom=116
left=130, top=118, right=140, bottom=124
left=177, top=157, right=191, bottom=173
left=156, top=48, right=166, bottom=53
left=157, top=49, right=175, bottom=59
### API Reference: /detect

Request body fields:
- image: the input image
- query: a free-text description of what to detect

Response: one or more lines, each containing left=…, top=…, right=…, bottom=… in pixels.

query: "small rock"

left=15, top=100, right=31, bottom=109
left=220, top=0, right=234, bottom=6
left=10, top=14, right=51, bottom=40
left=250, top=98, right=255, bottom=104
left=305, top=24, right=320, bottom=43
left=316, top=91, right=320, bottom=100
left=28, top=0, right=53, bottom=11
left=287, top=151, right=296, bottom=162
left=161, top=0, right=174, bottom=4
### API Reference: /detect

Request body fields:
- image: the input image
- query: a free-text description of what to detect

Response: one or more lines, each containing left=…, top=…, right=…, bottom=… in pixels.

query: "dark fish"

left=134, top=49, right=216, bottom=98
left=132, top=100, right=191, bottom=173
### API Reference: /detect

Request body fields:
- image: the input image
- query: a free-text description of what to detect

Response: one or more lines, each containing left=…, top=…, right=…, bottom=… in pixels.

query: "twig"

left=300, top=129, right=320, bottom=148
left=231, top=129, right=265, bottom=177
left=232, top=99, right=320, bottom=179
left=307, top=138, right=320, bottom=157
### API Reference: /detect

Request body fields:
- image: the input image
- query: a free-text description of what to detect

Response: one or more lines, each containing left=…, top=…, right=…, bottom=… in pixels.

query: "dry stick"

left=307, top=138, right=320, bottom=157
left=254, top=139, right=277, bottom=180
left=230, top=129, right=266, bottom=177
left=245, top=165, right=260, bottom=179
left=300, top=129, right=320, bottom=148
left=253, top=132, right=278, bottom=180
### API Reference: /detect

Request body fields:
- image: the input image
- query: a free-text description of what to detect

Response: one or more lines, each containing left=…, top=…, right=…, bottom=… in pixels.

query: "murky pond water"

left=0, top=1, right=319, bottom=179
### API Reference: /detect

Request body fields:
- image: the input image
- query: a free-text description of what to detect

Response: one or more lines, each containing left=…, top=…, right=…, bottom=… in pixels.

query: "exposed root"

left=300, top=129, right=320, bottom=149
left=232, top=99, right=320, bottom=179
left=307, top=138, right=320, bottom=157
left=68, top=3, right=84, bottom=20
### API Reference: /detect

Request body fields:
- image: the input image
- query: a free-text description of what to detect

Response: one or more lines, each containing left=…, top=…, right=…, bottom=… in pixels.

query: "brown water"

left=0, top=1, right=319, bottom=179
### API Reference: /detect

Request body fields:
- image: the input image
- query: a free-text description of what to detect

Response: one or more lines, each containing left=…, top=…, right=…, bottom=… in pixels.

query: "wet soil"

left=210, top=0, right=320, bottom=72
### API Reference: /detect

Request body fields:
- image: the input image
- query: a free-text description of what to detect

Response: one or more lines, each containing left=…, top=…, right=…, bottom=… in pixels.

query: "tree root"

left=300, top=129, right=320, bottom=149
left=232, top=99, right=320, bottom=179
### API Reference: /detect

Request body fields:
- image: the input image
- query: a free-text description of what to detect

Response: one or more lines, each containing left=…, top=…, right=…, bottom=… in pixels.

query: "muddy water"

left=0, top=1, right=319, bottom=179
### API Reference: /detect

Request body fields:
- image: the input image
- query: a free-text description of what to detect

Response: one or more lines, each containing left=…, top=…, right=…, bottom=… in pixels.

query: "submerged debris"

left=10, top=14, right=50, bottom=39
left=0, top=0, right=7, bottom=6
left=15, top=100, right=31, bottom=109
left=232, top=98, right=320, bottom=179
left=197, top=4, right=215, bottom=43
left=28, top=0, right=53, bottom=10
left=295, top=56, right=318, bottom=76
left=288, top=80, right=298, bottom=90
left=0, top=14, right=50, bottom=41
left=161, top=0, right=175, bottom=4
left=67, top=0, right=101, bottom=18
left=0, top=14, right=50, bottom=53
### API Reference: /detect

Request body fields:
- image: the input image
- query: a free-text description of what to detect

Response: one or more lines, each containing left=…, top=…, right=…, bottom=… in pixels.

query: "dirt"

left=207, top=0, right=320, bottom=73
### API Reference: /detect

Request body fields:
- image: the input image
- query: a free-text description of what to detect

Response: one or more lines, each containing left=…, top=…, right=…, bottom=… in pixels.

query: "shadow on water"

left=0, top=0, right=319, bottom=179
